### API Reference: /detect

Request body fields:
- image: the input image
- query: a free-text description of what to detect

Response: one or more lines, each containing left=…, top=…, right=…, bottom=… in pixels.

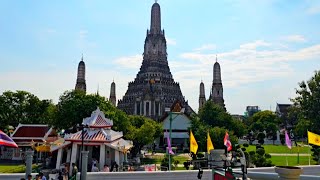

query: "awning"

left=163, top=132, right=189, bottom=139
left=105, top=138, right=133, bottom=152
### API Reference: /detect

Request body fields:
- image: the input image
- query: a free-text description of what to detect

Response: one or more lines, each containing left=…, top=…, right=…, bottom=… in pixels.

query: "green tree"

left=0, top=90, right=54, bottom=129
left=197, top=101, right=247, bottom=138
left=55, top=90, right=131, bottom=132
left=291, top=70, right=320, bottom=164
left=248, top=110, right=280, bottom=140
left=190, top=115, right=238, bottom=150
left=291, top=70, right=320, bottom=134
left=125, top=115, right=162, bottom=156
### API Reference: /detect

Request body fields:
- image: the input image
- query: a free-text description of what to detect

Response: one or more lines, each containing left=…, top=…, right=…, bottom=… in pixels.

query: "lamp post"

left=165, top=107, right=185, bottom=171
left=77, top=123, right=89, bottom=180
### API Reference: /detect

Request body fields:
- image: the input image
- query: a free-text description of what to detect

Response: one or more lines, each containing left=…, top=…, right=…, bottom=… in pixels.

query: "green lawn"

left=141, top=154, right=190, bottom=165
left=0, top=165, right=26, bottom=173
left=0, top=164, right=39, bottom=173
left=245, top=144, right=310, bottom=154
left=271, top=156, right=317, bottom=166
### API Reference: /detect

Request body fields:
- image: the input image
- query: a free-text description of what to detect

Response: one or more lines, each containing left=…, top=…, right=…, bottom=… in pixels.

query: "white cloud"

left=193, top=44, right=216, bottom=51
left=282, top=35, right=307, bottom=43
left=307, top=5, right=320, bottom=14
left=166, top=38, right=177, bottom=45
left=239, top=40, right=271, bottom=49
left=79, top=30, right=88, bottom=39
left=113, top=54, right=142, bottom=69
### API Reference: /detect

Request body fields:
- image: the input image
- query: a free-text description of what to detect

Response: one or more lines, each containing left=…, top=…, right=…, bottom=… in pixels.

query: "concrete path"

left=270, top=153, right=311, bottom=156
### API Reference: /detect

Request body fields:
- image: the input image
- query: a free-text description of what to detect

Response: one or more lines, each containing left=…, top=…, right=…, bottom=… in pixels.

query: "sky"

left=0, top=0, right=320, bottom=115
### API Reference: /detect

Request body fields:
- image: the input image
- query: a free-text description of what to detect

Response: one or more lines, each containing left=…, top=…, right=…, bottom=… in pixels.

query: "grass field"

left=0, top=165, right=26, bottom=173
left=270, top=156, right=317, bottom=166
left=141, top=154, right=190, bottom=165
left=0, top=164, right=39, bottom=173
left=244, top=144, right=310, bottom=154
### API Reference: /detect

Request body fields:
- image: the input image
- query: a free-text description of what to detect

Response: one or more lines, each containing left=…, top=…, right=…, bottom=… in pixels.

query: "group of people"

left=90, top=158, right=119, bottom=172
left=20, top=172, right=47, bottom=180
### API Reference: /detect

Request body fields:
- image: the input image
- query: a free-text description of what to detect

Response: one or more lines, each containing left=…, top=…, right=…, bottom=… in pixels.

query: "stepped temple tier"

left=117, top=2, right=193, bottom=120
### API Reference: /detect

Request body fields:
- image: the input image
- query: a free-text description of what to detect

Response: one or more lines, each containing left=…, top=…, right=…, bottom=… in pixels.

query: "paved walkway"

left=270, top=153, right=311, bottom=156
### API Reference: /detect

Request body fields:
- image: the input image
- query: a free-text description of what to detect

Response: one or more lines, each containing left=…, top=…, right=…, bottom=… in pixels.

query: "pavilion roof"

left=82, top=107, right=113, bottom=128
left=64, top=128, right=123, bottom=143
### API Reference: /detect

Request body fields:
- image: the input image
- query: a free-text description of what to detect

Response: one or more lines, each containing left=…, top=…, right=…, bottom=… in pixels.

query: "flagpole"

left=308, top=141, right=311, bottom=166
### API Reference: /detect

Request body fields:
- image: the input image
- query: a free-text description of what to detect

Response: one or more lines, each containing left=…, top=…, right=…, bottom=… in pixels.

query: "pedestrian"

left=39, top=172, right=47, bottom=180
left=27, top=174, right=32, bottom=180
left=57, top=171, right=63, bottom=180
left=91, top=163, right=99, bottom=172
left=72, top=163, right=78, bottom=177
left=102, top=164, right=110, bottom=172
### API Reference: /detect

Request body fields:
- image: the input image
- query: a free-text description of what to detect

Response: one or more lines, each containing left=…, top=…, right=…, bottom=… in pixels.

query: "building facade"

left=117, top=2, right=193, bottom=120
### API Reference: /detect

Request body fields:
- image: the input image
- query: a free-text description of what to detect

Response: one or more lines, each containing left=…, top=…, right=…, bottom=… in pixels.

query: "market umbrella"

left=0, top=130, right=18, bottom=148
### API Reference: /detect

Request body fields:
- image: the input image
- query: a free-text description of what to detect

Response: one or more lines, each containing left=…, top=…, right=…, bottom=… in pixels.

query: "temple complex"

left=117, top=2, right=193, bottom=120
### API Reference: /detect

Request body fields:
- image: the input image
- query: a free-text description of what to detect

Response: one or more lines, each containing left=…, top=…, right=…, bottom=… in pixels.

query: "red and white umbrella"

left=0, top=130, right=18, bottom=148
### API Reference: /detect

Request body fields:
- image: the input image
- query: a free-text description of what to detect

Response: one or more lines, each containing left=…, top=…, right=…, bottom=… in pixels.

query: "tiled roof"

left=82, top=107, right=113, bottom=128
left=65, top=129, right=123, bottom=142
left=11, top=125, right=50, bottom=138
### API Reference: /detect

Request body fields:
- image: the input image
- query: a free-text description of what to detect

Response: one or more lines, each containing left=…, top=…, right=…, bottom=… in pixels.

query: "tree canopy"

left=190, top=101, right=244, bottom=150
left=248, top=110, right=280, bottom=136
left=291, top=70, right=320, bottom=135
left=0, top=90, right=55, bottom=129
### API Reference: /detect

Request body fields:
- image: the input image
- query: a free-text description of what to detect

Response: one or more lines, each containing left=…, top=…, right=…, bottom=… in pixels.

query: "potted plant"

left=275, top=166, right=303, bottom=179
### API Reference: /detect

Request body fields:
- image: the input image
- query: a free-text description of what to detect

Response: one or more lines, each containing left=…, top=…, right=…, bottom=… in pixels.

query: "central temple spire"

left=150, top=2, right=161, bottom=34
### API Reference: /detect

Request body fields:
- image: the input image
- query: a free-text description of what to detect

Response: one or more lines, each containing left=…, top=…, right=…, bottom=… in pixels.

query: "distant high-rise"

left=117, top=2, right=193, bottom=120
left=109, top=81, right=116, bottom=106
left=75, top=55, right=86, bottom=92
left=210, top=56, right=225, bottom=110
left=199, top=81, right=206, bottom=110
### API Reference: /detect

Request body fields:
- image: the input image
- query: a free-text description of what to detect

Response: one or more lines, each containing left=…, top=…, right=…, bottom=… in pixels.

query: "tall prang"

left=199, top=81, right=206, bottom=110
left=117, top=2, right=193, bottom=120
left=210, top=56, right=226, bottom=110
left=75, top=55, right=86, bottom=92
left=109, top=80, right=116, bottom=106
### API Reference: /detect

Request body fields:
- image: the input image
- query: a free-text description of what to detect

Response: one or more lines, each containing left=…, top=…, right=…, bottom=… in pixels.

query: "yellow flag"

left=207, top=132, right=214, bottom=153
left=308, top=131, right=320, bottom=146
left=190, top=131, right=198, bottom=154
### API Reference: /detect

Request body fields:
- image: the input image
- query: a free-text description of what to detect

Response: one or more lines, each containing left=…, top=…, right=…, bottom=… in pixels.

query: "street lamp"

left=165, top=106, right=185, bottom=171
left=77, top=123, right=89, bottom=179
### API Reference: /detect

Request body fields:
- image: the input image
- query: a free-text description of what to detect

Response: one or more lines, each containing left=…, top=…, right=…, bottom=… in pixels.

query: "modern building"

left=117, top=2, right=193, bottom=120
left=245, top=106, right=261, bottom=117
left=275, top=103, right=293, bottom=129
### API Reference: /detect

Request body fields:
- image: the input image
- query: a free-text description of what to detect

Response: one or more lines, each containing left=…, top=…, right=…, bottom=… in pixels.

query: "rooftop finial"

left=81, top=53, right=83, bottom=61
left=155, top=0, right=158, bottom=3
left=216, top=54, right=218, bottom=62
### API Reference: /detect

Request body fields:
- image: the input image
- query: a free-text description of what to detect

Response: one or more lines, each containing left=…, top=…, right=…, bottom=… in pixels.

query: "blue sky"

left=0, top=0, right=320, bottom=114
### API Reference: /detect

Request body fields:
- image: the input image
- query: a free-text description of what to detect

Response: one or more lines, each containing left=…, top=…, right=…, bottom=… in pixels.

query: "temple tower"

left=117, top=2, right=193, bottom=120
left=211, top=56, right=226, bottom=110
left=109, top=81, right=116, bottom=106
left=75, top=55, right=86, bottom=92
left=199, top=81, right=206, bottom=110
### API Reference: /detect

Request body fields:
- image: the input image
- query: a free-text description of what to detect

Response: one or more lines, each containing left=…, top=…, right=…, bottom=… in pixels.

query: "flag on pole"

left=165, top=130, right=174, bottom=155
left=224, top=132, right=232, bottom=151
left=285, top=130, right=292, bottom=149
left=190, top=131, right=198, bottom=154
left=0, top=130, right=18, bottom=148
left=308, top=131, right=320, bottom=146
left=207, top=132, right=214, bottom=154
